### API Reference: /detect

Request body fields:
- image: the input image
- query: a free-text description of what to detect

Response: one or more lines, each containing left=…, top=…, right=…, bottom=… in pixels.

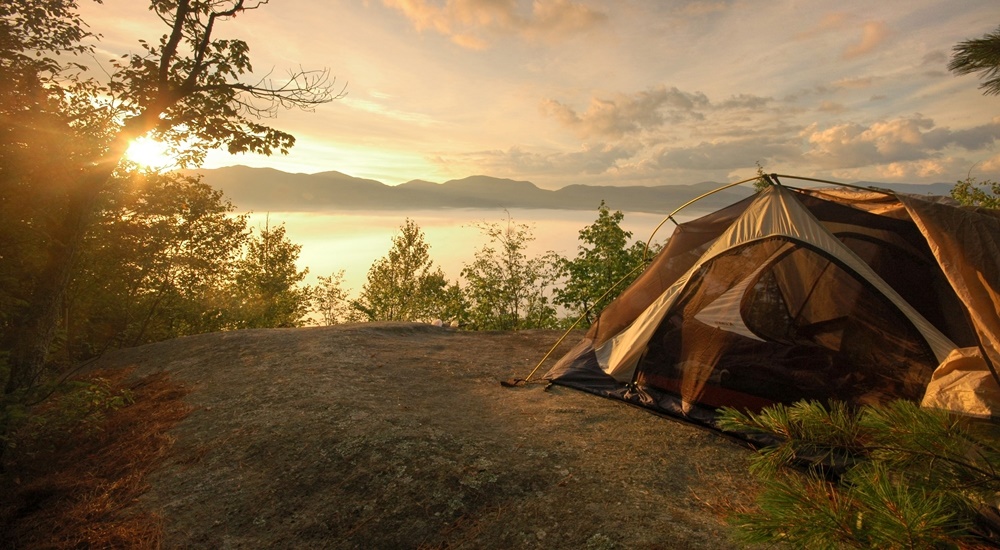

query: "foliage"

left=67, top=170, right=250, bottom=353
left=1, top=370, right=191, bottom=548
left=951, top=176, right=1000, bottom=209
left=554, top=201, right=650, bottom=325
left=438, top=282, right=470, bottom=328
left=461, top=218, right=560, bottom=330
left=312, top=270, right=357, bottom=325
left=13, top=169, right=313, bottom=358
left=717, top=400, right=1000, bottom=548
left=2, top=377, right=133, bottom=460
left=949, top=24, right=1000, bottom=96
left=106, top=0, right=339, bottom=166
left=230, top=219, right=311, bottom=329
left=353, top=219, right=451, bottom=323
left=752, top=161, right=771, bottom=193
left=1, top=0, right=337, bottom=395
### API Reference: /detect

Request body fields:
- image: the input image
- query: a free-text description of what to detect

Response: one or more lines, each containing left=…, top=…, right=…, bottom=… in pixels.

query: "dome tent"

left=543, top=177, right=1000, bottom=425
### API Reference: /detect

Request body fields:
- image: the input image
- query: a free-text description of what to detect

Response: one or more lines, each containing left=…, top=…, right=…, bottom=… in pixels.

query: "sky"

left=80, top=0, right=1000, bottom=190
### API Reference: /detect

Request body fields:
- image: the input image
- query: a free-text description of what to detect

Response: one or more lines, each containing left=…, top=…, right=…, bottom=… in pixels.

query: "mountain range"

left=189, top=165, right=957, bottom=214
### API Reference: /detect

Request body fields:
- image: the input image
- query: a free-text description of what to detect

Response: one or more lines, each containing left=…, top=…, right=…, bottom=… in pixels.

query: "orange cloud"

left=540, top=86, right=711, bottom=139
left=381, top=0, right=607, bottom=48
left=803, top=116, right=1000, bottom=170
left=877, top=159, right=950, bottom=180
left=842, top=20, right=891, bottom=59
left=981, top=153, right=1000, bottom=172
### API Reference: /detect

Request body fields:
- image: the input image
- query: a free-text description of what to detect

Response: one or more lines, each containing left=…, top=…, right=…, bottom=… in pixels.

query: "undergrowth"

left=0, top=369, right=191, bottom=549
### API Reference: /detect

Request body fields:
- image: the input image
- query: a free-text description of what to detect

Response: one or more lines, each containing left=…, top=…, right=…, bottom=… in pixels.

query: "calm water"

left=246, top=208, right=700, bottom=296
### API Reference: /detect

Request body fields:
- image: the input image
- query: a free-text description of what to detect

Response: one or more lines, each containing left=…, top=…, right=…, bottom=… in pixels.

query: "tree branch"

left=183, top=0, right=247, bottom=93
left=158, top=0, right=191, bottom=87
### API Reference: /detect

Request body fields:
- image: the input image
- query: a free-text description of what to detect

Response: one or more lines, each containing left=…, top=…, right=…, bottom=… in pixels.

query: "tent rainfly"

left=543, top=180, right=1000, bottom=425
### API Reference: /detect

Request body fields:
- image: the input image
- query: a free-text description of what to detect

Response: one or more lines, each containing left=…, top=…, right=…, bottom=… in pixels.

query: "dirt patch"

left=93, top=322, right=760, bottom=549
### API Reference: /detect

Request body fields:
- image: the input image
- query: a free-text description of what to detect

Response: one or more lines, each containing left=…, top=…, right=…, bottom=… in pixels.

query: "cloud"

left=842, top=20, right=891, bottom=60
left=793, top=15, right=891, bottom=59
left=716, top=94, right=771, bottom=110
left=932, top=120, right=1000, bottom=150
left=655, top=138, right=800, bottom=170
left=802, top=116, right=1000, bottom=169
left=455, top=142, right=637, bottom=177
left=795, top=12, right=851, bottom=39
left=447, top=113, right=1000, bottom=187
left=922, top=50, right=947, bottom=67
left=381, top=0, right=452, bottom=34
left=526, top=0, right=609, bottom=38
left=540, top=86, right=714, bottom=139
left=832, top=75, right=879, bottom=89
left=877, top=159, right=952, bottom=180
left=981, top=153, right=1000, bottom=173
left=343, top=97, right=439, bottom=126
left=563, top=143, right=638, bottom=174
left=381, top=0, right=607, bottom=48
left=676, top=0, right=732, bottom=17
left=817, top=100, right=846, bottom=114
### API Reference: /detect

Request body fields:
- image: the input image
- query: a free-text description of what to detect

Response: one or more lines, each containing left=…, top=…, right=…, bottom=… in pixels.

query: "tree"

left=949, top=24, right=1000, bottom=96
left=438, top=283, right=470, bottom=328
left=230, top=219, right=311, bottom=329
left=554, top=201, right=649, bottom=325
left=67, top=170, right=250, bottom=354
left=951, top=176, right=1000, bottom=208
left=312, top=270, right=355, bottom=326
left=353, top=219, right=450, bottom=322
left=717, top=400, right=1000, bottom=548
left=752, top=161, right=771, bottom=192
left=461, top=218, right=559, bottom=330
left=1, top=0, right=339, bottom=394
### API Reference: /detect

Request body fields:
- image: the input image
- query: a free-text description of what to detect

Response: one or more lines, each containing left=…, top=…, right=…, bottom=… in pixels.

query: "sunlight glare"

left=125, top=137, right=176, bottom=170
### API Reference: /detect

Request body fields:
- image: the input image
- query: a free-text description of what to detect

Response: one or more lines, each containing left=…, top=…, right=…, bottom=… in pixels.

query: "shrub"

left=718, top=400, right=1000, bottom=548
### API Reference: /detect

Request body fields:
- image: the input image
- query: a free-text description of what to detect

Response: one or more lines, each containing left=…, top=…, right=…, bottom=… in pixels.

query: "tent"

left=543, top=178, right=1000, bottom=425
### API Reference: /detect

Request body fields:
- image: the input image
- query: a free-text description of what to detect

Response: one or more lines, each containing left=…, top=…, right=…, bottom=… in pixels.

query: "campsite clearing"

left=94, top=323, right=759, bottom=549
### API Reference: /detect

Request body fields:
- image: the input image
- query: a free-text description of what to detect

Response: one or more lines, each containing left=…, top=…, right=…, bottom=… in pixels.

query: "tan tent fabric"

left=546, top=182, right=1000, bottom=423
left=898, top=194, right=1000, bottom=415
left=586, top=196, right=755, bottom=350
left=593, top=186, right=956, bottom=382
left=921, top=347, right=1000, bottom=418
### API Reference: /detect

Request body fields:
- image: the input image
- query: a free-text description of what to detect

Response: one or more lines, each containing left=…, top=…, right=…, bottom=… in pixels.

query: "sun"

left=124, top=137, right=176, bottom=170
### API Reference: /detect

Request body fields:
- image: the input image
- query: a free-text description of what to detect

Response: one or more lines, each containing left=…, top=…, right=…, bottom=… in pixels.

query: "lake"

left=245, top=208, right=704, bottom=296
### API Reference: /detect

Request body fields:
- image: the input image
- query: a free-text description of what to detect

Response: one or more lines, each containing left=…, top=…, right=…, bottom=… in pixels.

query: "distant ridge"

left=186, top=166, right=955, bottom=214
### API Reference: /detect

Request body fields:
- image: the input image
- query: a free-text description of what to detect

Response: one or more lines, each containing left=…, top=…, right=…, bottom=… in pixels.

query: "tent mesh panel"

left=635, top=238, right=937, bottom=412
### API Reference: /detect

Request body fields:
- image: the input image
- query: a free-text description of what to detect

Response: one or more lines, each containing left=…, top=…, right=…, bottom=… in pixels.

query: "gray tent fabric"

left=545, top=184, right=1000, bottom=422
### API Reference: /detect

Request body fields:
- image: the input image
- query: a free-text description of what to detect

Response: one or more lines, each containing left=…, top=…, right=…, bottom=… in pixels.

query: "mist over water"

left=246, top=208, right=708, bottom=297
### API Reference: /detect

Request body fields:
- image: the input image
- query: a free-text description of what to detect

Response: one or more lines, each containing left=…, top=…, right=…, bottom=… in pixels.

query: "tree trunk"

left=3, top=168, right=115, bottom=395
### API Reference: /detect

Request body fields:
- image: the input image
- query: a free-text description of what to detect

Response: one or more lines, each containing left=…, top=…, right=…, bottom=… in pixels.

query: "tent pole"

left=520, top=176, right=764, bottom=385
left=773, top=173, right=897, bottom=195
left=518, top=261, right=648, bottom=384
left=642, top=175, right=761, bottom=260
left=978, top=343, right=1000, bottom=390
